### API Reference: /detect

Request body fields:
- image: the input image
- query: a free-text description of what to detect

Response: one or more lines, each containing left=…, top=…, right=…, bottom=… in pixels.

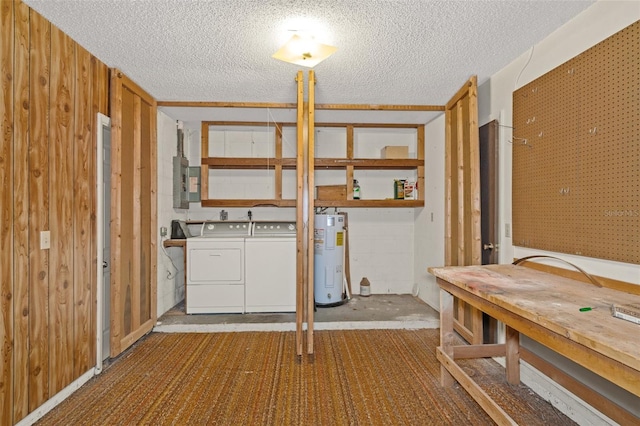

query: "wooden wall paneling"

left=307, top=70, right=315, bottom=355
left=13, top=1, right=30, bottom=421
left=28, top=10, right=50, bottom=410
left=295, top=71, right=304, bottom=356
left=73, top=44, right=92, bottom=376
left=49, top=25, right=76, bottom=395
left=0, top=2, right=110, bottom=420
left=0, top=1, right=15, bottom=424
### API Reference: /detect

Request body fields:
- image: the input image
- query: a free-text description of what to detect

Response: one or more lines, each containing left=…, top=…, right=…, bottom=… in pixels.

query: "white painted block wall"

left=156, top=111, right=187, bottom=315
left=475, top=2, right=640, bottom=423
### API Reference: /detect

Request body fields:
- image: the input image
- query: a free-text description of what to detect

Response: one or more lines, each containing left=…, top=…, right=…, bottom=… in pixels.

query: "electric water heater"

left=314, top=214, right=345, bottom=306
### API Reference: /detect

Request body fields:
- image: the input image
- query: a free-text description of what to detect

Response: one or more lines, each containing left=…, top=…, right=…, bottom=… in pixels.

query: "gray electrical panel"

left=173, top=156, right=189, bottom=209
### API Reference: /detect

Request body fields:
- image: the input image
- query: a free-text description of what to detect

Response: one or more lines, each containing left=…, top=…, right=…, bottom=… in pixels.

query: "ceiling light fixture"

left=272, top=34, right=337, bottom=68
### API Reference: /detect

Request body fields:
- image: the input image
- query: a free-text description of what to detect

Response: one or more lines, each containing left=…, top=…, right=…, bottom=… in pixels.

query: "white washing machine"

left=245, top=221, right=297, bottom=313
left=186, top=221, right=251, bottom=314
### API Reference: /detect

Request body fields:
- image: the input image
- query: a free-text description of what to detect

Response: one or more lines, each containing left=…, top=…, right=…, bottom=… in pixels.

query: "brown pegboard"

left=513, top=21, right=639, bottom=264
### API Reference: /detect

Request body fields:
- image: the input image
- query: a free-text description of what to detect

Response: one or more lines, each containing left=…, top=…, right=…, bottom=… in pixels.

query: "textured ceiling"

left=24, top=0, right=595, bottom=109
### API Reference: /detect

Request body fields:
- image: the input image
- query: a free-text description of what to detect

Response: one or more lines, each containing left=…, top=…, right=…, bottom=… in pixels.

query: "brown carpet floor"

left=36, top=330, right=575, bottom=425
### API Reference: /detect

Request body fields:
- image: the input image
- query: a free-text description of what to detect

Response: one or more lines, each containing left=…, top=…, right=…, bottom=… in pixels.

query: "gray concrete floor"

left=154, top=294, right=439, bottom=333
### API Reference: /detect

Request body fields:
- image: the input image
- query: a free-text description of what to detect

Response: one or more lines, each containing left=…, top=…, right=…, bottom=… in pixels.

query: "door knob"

left=483, top=243, right=494, bottom=250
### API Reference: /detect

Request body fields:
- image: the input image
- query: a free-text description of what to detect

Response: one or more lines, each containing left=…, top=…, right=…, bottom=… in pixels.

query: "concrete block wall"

left=156, top=111, right=187, bottom=316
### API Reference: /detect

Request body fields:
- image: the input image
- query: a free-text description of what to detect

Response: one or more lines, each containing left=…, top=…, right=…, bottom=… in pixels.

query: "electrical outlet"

left=160, top=226, right=167, bottom=237
left=40, top=231, right=50, bottom=250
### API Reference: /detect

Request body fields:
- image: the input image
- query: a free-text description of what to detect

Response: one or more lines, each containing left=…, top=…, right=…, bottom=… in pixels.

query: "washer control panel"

left=253, top=221, right=297, bottom=237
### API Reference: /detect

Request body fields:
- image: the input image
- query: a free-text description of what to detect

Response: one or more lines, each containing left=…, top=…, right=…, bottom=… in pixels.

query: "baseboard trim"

left=16, top=368, right=97, bottom=426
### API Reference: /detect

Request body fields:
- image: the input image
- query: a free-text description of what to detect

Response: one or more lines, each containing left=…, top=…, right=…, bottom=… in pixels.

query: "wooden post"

left=505, top=325, right=520, bottom=385
left=295, top=71, right=304, bottom=356
left=306, top=70, right=316, bottom=355
left=439, top=288, right=455, bottom=387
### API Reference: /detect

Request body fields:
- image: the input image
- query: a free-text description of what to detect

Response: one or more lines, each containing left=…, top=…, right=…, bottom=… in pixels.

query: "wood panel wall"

left=0, top=1, right=109, bottom=424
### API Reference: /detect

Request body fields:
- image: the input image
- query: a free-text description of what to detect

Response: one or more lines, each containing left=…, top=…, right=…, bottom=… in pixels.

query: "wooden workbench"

left=429, top=264, right=640, bottom=425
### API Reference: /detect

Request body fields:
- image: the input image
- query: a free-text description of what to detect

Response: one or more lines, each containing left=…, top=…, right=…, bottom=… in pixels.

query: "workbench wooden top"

left=429, top=264, right=640, bottom=374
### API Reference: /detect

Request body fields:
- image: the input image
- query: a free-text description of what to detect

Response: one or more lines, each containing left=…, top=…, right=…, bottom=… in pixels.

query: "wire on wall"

left=515, top=45, right=535, bottom=89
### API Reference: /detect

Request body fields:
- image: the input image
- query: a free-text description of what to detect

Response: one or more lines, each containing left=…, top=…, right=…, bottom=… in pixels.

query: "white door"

left=97, top=113, right=111, bottom=361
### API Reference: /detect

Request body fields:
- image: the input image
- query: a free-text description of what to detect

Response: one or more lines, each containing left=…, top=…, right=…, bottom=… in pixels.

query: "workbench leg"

left=440, top=289, right=455, bottom=387
left=505, top=325, right=520, bottom=385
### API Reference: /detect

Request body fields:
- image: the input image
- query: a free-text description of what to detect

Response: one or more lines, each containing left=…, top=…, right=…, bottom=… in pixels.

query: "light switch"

left=40, top=231, right=50, bottom=250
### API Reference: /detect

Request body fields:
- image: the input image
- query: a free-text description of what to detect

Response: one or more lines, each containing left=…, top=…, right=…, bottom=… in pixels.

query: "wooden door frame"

left=480, top=120, right=499, bottom=266
left=109, top=69, right=157, bottom=357
left=444, top=76, right=482, bottom=344
left=479, top=119, right=500, bottom=343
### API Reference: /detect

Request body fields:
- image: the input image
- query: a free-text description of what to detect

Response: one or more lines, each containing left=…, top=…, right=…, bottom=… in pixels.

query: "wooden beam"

left=446, top=77, right=476, bottom=110
left=201, top=199, right=296, bottom=208
left=417, top=125, right=425, bottom=202
left=306, top=70, right=316, bottom=355
left=452, top=344, right=506, bottom=359
left=131, top=95, right=142, bottom=330
left=203, top=120, right=296, bottom=127
left=505, top=326, right=520, bottom=385
left=157, top=101, right=297, bottom=109
left=315, top=122, right=425, bottom=128
left=200, top=122, right=209, bottom=203
left=437, top=347, right=518, bottom=426
left=521, top=347, right=640, bottom=425
left=295, top=71, right=304, bottom=357
left=275, top=125, right=283, bottom=199
left=440, top=290, right=455, bottom=387
left=467, top=76, right=481, bottom=266
left=315, top=103, right=445, bottom=111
